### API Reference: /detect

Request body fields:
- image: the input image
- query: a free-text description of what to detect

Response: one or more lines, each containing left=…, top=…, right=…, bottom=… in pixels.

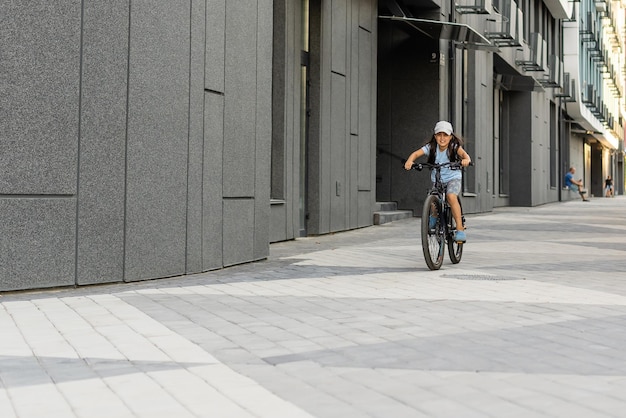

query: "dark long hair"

left=426, top=133, right=464, bottom=164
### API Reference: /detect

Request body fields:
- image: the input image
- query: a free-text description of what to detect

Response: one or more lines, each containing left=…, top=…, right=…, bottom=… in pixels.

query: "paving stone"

left=2, top=198, right=626, bottom=417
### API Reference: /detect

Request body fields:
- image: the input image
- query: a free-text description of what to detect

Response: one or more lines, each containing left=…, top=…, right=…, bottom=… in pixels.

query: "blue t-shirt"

left=420, top=144, right=462, bottom=183
left=564, top=172, right=574, bottom=187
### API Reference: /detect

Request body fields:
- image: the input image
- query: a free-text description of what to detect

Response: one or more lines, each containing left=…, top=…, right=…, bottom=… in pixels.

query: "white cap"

left=434, top=121, right=453, bottom=135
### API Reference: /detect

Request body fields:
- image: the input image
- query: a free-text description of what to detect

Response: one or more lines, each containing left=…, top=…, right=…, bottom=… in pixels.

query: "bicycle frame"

left=413, top=161, right=465, bottom=270
left=419, top=162, right=460, bottom=235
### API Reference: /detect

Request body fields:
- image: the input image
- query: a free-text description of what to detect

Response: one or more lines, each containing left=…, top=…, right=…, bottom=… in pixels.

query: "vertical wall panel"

left=269, top=0, right=289, bottom=243
left=223, top=199, right=254, bottom=266
left=330, top=73, right=347, bottom=232
left=77, top=0, right=129, bottom=285
left=0, top=0, right=81, bottom=194
left=0, top=199, right=75, bottom=290
left=509, top=92, right=533, bottom=206
left=205, top=0, right=225, bottom=92
left=318, top=0, right=333, bottom=234
left=223, top=0, right=257, bottom=198
left=0, top=1, right=80, bottom=290
left=346, top=0, right=357, bottom=229
left=357, top=28, right=373, bottom=191
left=359, top=0, right=374, bottom=32
left=331, top=0, right=348, bottom=75
left=350, top=0, right=360, bottom=136
left=353, top=0, right=374, bottom=226
left=203, top=92, right=224, bottom=270
left=186, top=0, right=207, bottom=274
left=365, top=2, right=377, bottom=228
left=284, top=0, right=299, bottom=239
left=125, top=0, right=190, bottom=281
left=307, top=0, right=378, bottom=235
left=254, top=0, right=273, bottom=260
left=375, top=23, right=393, bottom=203
left=350, top=134, right=359, bottom=228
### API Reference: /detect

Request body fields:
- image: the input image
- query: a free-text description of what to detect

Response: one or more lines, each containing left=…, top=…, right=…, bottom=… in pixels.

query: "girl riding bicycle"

left=404, top=121, right=472, bottom=242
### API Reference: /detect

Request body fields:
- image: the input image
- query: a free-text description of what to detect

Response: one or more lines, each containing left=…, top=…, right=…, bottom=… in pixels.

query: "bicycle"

left=411, top=161, right=472, bottom=270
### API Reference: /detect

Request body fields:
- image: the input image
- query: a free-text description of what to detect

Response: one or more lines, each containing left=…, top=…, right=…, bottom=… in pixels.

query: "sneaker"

left=429, top=216, right=437, bottom=229
left=454, top=230, right=466, bottom=243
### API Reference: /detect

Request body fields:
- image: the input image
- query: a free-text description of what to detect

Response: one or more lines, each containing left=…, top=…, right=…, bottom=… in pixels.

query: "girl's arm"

left=404, top=149, right=425, bottom=170
left=457, top=146, right=472, bottom=167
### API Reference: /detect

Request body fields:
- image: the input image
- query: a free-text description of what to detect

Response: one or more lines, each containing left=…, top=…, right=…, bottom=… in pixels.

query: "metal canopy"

left=379, top=15, right=498, bottom=52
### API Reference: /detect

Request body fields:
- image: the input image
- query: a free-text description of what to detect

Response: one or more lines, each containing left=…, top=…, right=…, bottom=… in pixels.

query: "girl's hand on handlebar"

left=404, top=160, right=414, bottom=170
left=461, top=158, right=472, bottom=167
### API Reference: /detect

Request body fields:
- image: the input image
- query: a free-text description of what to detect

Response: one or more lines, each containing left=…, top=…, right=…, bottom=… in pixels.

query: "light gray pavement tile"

left=3, top=197, right=626, bottom=417
left=56, top=379, right=133, bottom=418
left=1, top=293, right=314, bottom=418
left=5, top=383, right=75, bottom=418
left=409, top=396, right=487, bottom=418
left=232, top=362, right=365, bottom=418
left=0, top=388, right=16, bottom=418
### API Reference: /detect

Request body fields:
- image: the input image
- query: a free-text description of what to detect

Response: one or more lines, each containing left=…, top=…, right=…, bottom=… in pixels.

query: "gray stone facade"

left=1, top=1, right=273, bottom=291
left=270, top=0, right=378, bottom=241
left=4, top=0, right=618, bottom=292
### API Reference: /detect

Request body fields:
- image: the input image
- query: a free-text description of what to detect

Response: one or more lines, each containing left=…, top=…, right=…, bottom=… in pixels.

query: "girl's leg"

left=446, top=193, right=464, bottom=231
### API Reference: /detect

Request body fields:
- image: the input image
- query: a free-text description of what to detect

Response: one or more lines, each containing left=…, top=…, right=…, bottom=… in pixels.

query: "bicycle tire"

left=421, top=194, right=445, bottom=270
left=447, top=200, right=463, bottom=264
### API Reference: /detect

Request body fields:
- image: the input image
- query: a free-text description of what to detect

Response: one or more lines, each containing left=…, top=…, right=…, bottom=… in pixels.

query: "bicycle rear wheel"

left=421, top=195, right=445, bottom=270
left=447, top=201, right=463, bottom=264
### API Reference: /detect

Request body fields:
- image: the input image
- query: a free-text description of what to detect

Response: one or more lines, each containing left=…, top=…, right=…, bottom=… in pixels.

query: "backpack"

left=427, top=139, right=459, bottom=165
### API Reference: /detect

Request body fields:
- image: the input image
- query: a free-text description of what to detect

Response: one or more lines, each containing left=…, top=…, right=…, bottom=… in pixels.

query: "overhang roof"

left=379, top=15, right=498, bottom=51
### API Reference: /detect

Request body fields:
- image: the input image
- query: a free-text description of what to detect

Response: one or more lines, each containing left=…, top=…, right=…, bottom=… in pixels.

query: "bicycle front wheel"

left=421, top=194, right=445, bottom=270
left=447, top=203, right=463, bottom=264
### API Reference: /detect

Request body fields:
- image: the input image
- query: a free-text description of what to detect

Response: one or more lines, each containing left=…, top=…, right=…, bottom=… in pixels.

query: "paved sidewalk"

left=2, top=197, right=626, bottom=417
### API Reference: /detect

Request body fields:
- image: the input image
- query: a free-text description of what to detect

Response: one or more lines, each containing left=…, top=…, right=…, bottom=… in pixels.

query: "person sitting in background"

left=564, top=167, right=589, bottom=201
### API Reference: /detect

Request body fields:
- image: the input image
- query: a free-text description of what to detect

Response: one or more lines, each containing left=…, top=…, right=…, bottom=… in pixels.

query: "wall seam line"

left=74, top=0, right=86, bottom=287
left=123, top=0, right=132, bottom=282
left=185, top=0, right=193, bottom=274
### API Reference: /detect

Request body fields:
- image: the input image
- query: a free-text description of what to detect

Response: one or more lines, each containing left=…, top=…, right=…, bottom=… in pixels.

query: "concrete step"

left=373, top=202, right=413, bottom=225
left=375, top=201, right=398, bottom=211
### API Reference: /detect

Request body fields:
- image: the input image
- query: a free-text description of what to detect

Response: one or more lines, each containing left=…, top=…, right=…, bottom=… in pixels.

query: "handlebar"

left=411, top=161, right=474, bottom=171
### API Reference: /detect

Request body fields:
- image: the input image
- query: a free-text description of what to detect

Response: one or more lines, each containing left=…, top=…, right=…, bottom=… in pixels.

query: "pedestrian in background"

left=605, top=175, right=614, bottom=197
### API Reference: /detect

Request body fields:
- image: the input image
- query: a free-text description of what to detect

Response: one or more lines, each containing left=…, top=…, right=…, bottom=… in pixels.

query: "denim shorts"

left=444, top=178, right=462, bottom=195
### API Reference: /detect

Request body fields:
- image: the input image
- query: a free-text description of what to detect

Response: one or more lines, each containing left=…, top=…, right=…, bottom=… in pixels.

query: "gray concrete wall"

left=77, top=0, right=129, bottom=285
left=1, top=0, right=81, bottom=290
left=509, top=92, right=533, bottom=206
left=271, top=0, right=378, bottom=240
left=376, top=19, right=440, bottom=215
left=308, top=0, right=378, bottom=235
left=270, top=0, right=301, bottom=242
left=124, top=0, right=190, bottom=282
left=0, top=1, right=273, bottom=291
left=463, top=49, right=494, bottom=215
left=529, top=95, right=561, bottom=205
